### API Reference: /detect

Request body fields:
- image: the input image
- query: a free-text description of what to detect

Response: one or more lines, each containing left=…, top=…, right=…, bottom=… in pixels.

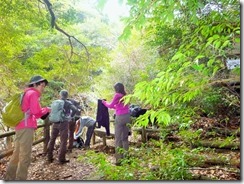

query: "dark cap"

left=29, top=75, right=48, bottom=85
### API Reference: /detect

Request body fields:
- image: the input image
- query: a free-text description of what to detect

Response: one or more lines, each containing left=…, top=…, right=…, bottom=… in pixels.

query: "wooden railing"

left=0, top=118, right=159, bottom=159
left=0, top=118, right=51, bottom=159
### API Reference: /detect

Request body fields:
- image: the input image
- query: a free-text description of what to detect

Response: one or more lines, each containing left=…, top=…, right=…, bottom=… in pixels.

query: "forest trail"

left=0, top=138, right=115, bottom=180
left=0, top=117, right=240, bottom=180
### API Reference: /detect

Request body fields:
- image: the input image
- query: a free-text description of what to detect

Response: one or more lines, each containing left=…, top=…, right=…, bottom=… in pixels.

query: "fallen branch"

left=186, top=153, right=240, bottom=168
left=192, top=139, right=240, bottom=150
left=63, top=175, right=72, bottom=179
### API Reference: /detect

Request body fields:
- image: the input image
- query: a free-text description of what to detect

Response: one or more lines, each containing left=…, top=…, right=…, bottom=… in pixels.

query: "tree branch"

left=42, top=0, right=90, bottom=62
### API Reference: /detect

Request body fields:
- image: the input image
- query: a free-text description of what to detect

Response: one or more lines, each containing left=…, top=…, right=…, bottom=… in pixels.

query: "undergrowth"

left=78, top=140, right=193, bottom=180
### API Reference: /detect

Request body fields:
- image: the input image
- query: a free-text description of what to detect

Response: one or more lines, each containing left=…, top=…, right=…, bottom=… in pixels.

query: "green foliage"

left=196, top=88, right=224, bottom=117
left=219, top=135, right=238, bottom=149
left=93, top=30, right=159, bottom=98
left=193, top=86, right=240, bottom=118
left=78, top=141, right=192, bottom=180
left=121, top=0, right=240, bottom=129
left=0, top=0, right=115, bottom=117
left=178, top=129, right=203, bottom=146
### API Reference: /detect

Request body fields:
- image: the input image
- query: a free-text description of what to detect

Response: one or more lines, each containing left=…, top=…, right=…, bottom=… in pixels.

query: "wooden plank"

left=43, top=119, right=50, bottom=155
left=132, top=127, right=161, bottom=142
left=94, top=129, right=115, bottom=136
left=0, top=124, right=46, bottom=159
left=92, top=129, right=115, bottom=146
left=0, top=137, right=45, bottom=159
left=132, top=127, right=161, bottom=133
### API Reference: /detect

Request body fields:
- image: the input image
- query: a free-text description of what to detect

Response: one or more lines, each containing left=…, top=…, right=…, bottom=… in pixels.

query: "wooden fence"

left=0, top=118, right=51, bottom=159
left=0, top=118, right=159, bottom=159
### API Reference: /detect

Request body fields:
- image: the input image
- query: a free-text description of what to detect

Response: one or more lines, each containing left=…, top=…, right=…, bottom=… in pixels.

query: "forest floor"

left=0, top=138, right=113, bottom=180
left=0, top=116, right=240, bottom=181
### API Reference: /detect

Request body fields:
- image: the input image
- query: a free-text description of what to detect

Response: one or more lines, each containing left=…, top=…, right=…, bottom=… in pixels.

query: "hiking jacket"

left=15, top=87, right=50, bottom=131
left=102, top=93, right=129, bottom=115
left=74, top=116, right=96, bottom=139
left=96, top=99, right=110, bottom=136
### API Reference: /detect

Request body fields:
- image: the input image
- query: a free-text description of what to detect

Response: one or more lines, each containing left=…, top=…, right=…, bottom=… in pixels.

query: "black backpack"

left=67, top=98, right=81, bottom=120
left=129, top=104, right=147, bottom=117
left=73, top=137, right=84, bottom=148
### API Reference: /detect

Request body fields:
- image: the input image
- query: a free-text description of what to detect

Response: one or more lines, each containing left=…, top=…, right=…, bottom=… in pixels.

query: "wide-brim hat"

left=29, top=75, right=48, bottom=85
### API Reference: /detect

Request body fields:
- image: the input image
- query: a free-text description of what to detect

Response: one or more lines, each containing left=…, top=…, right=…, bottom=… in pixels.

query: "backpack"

left=67, top=98, right=81, bottom=120
left=49, top=99, right=71, bottom=123
left=129, top=104, right=147, bottom=117
left=129, top=104, right=141, bottom=117
left=73, top=137, right=84, bottom=148
left=2, top=93, right=26, bottom=127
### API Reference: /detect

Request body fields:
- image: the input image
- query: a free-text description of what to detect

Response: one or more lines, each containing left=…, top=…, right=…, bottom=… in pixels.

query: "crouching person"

left=74, top=116, right=96, bottom=149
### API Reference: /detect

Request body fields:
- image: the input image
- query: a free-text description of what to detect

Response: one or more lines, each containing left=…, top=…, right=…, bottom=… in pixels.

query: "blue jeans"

left=85, top=124, right=96, bottom=147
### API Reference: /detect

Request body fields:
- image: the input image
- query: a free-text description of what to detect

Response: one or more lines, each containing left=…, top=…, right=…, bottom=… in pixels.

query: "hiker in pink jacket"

left=102, top=82, right=131, bottom=166
left=5, top=75, right=50, bottom=180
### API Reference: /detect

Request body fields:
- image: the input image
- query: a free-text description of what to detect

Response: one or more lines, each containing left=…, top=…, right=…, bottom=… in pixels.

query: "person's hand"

left=47, top=107, right=51, bottom=112
left=74, top=134, right=78, bottom=139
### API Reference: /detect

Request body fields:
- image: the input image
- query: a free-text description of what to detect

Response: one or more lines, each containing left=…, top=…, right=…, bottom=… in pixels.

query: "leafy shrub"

left=78, top=141, right=192, bottom=180
left=195, top=87, right=240, bottom=118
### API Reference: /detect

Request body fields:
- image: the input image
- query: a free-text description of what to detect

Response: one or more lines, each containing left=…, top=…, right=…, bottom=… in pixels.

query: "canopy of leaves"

left=0, top=0, right=118, bottom=109
left=121, top=0, right=240, bottom=127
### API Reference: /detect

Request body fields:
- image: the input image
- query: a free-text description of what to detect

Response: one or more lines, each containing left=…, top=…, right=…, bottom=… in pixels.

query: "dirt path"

left=0, top=126, right=240, bottom=180
left=29, top=149, right=96, bottom=180
left=0, top=138, right=115, bottom=181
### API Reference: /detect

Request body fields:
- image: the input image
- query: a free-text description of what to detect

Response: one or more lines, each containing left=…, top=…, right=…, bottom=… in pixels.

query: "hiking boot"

left=66, top=149, right=72, bottom=153
left=47, top=158, right=54, bottom=163
left=59, top=159, right=70, bottom=164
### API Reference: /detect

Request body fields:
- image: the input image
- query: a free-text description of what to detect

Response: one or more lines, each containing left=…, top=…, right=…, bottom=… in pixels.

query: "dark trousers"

left=68, top=120, right=76, bottom=150
left=47, top=121, right=68, bottom=162
left=85, top=124, right=96, bottom=147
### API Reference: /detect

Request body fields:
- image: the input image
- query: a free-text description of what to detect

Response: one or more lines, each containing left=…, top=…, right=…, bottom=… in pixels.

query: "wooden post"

left=92, top=132, right=95, bottom=145
left=43, top=118, right=50, bottom=155
left=6, top=136, right=13, bottom=150
left=141, top=127, right=146, bottom=143
left=6, top=127, right=13, bottom=150
left=102, top=135, right=106, bottom=146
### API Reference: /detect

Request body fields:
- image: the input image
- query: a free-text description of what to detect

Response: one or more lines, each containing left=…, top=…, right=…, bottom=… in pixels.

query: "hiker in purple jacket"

left=102, top=82, right=131, bottom=166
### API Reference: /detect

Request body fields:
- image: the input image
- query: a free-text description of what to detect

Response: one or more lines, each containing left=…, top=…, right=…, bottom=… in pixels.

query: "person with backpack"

left=47, top=89, right=77, bottom=164
left=5, top=75, right=50, bottom=180
left=74, top=116, right=96, bottom=149
left=102, top=82, right=131, bottom=166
